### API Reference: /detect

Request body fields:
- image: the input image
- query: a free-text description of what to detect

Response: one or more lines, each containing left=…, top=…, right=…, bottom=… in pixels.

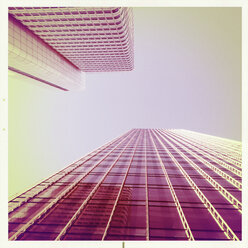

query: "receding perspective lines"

left=8, top=129, right=242, bottom=241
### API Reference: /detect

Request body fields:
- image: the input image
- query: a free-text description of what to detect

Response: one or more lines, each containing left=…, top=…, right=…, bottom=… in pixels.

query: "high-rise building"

left=8, top=129, right=242, bottom=241
left=8, top=7, right=134, bottom=90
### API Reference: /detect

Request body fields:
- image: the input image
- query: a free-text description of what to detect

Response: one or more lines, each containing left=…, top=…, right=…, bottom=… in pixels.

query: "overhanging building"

left=8, top=129, right=242, bottom=241
left=8, top=7, right=134, bottom=90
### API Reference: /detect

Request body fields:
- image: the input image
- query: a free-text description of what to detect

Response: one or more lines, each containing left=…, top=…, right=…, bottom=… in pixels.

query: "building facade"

left=9, top=7, right=134, bottom=73
left=8, top=14, right=85, bottom=91
left=8, top=129, right=242, bottom=241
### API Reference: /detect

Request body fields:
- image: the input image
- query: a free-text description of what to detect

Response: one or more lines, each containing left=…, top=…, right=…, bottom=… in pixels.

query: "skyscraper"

left=8, top=7, right=134, bottom=89
left=8, top=129, right=242, bottom=241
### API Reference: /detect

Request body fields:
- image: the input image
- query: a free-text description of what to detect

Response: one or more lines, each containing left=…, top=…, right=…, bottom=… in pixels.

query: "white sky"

left=8, top=7, right=241, bottom=197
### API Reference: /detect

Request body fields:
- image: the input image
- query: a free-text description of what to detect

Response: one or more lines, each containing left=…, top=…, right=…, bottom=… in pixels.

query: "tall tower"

left=8, top=7, right=134, bottom=90
left=8, top=129, right=242, bottom=241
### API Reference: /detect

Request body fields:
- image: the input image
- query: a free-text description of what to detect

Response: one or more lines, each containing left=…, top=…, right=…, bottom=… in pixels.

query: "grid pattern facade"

left=8, top=129, right=242, bottom=241
left=8, top=7, right=134, bottom=72
left=8, top=15, right=85, bottom=91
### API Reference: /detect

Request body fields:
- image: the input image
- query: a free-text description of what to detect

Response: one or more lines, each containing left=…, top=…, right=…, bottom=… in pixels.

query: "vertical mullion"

left=178, top=130, right=241, bottom=159
left=156, top=129, right=242, bottom=212
left=9, top=129, right=136, bottom=241
left=55, top=129, right=139, bottom=240
left=168, top=130, right=241, bottom=168
left=152, top=129, right=239, bottom=240
left=101, top=129, right=142, bottom=240
left=158, top=129, right=242, bottom=190
left=8, top=129, right=135, bottom=213
left=166, top=128, right=241, bottom=175
left=144, top=129, right=150, bottom=240
left=148, top=129, right=194, bottom=241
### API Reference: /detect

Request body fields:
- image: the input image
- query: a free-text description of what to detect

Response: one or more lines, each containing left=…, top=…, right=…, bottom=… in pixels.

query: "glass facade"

left=8, top=129, right=242, bottom=241
left=9, top=7, right=134, bottom=72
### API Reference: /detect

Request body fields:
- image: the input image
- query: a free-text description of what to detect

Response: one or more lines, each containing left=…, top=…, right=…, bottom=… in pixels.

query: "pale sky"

left=8, top=7, right=241, bottom=197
